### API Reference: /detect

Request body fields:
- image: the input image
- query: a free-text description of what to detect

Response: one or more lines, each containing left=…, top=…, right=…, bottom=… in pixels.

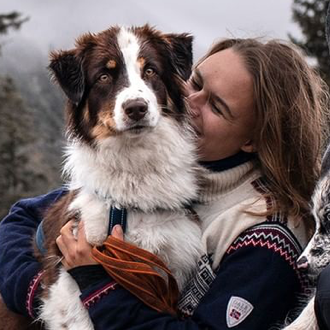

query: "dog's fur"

left=0, top=25, right=205, bottom=330
left=282, top=144, right=330, bottom=330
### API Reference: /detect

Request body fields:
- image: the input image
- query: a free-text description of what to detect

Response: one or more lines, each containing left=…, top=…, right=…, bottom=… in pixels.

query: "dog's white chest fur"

left=40, top=194, right=203, bottom=330
left=40, top=118, right=204, bottom=330
left=70, top=190, right=203, bottom=290
left=64, top=118, right=204, bottom=288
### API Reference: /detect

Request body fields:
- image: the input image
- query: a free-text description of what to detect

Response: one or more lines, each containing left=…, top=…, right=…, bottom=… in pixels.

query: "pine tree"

left=0, top=12, right=62, bottom=219
left=290, top=0, right=330, bottom=86
left=0, top=12, right=28, bottom=54
left=0, top=77, right=43, bottom=219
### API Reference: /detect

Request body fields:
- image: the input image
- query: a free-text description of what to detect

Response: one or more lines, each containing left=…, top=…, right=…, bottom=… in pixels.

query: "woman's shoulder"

left=203, top=176, right=307, bottom=272
left=229, top=175, right=307, bottom=260
left=227, top=220, right=304, bottom=262
left=250, top=176, right=310, bottom=248
left=225, top=219, right=311, bottom=292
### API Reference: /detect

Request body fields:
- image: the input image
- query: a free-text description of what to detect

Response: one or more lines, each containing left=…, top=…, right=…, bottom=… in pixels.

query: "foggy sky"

left=0, top=0, right=301, bottom=62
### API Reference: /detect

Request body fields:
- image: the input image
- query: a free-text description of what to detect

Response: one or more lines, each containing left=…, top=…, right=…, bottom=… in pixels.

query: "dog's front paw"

left=69, top=192, right=110, bottom=246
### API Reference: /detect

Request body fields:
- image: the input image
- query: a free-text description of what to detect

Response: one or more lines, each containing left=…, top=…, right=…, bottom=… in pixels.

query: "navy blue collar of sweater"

left=199, top=151, right=256, bottom=172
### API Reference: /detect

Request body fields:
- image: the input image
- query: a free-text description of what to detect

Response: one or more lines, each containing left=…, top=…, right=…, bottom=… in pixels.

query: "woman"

left=0, top=37, right=329, bottom=329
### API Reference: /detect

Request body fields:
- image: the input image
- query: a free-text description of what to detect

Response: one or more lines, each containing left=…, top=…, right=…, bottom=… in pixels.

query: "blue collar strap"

left=94, top=190, right=127, bottom=235
left=108, top=206, right=127, bottom=236
left=36, top=220, right=47, bottom=255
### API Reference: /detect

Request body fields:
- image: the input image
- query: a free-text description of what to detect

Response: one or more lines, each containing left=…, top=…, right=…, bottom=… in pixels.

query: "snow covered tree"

left=291, top=0, right=330, bottom=85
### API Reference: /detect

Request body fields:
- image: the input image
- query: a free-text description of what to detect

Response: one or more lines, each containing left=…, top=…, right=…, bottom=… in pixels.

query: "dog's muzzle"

left=296, top=255, right=309, bottom=270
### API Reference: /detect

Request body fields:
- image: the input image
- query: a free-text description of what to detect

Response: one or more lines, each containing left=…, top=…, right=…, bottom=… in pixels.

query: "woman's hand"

left=56, top=221, right=124, bottom=270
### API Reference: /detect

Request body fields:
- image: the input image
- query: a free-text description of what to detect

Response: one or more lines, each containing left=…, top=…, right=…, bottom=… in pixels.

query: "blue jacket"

left=0, top=189, right=306, bottom=329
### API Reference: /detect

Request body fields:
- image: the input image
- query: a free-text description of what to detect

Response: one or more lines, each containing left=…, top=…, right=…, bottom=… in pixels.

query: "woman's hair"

left=198, top=38, right=330, bottom=229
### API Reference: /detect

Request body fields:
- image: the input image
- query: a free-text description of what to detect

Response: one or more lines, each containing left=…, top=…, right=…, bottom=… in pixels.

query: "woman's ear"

left=241, top=140, right=257, bottom=153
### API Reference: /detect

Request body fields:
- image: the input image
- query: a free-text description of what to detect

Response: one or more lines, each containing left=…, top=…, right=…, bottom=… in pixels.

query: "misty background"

left=0, top=0, right=321, bottom=218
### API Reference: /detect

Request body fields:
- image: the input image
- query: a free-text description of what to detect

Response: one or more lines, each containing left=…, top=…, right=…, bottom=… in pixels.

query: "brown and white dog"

left=1, top=25, right=205, bottom=330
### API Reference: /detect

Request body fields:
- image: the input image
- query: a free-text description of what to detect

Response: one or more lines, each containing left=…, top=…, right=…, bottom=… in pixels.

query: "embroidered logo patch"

left=226, top=296, right=254, bottom=328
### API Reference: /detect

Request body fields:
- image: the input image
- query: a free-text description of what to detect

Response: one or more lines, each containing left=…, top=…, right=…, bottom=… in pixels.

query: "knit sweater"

left=0, top=159, right=310, bottom=329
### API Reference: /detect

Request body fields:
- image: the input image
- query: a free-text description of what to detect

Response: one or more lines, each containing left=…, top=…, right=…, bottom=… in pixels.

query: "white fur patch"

left=64, top=117, right=198, bottom=211
left=297, top=174, right=330, bottom=275
left=125, top=209, right=203, bottom=291
left=282, top=297, right=318, bottom=330
left=68, top=193, right=203, bottom=290
left=114, top=27, right=159, bottom=131
left=40, top=269, right=94, bottom=330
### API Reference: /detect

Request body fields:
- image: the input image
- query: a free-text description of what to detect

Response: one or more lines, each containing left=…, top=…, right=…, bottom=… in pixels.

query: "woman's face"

left=186, top=48, right=256, bottom=161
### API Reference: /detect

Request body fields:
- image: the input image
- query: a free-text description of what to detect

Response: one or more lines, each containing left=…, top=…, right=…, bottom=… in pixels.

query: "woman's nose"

left=186, top=91, right=204, bottom=118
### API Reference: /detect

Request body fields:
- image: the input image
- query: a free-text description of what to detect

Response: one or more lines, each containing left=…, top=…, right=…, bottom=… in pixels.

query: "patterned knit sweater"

left=0, top=159, right=310, bottom=329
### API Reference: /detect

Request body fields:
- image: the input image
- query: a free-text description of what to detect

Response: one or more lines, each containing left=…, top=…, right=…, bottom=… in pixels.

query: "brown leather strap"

left=91, top=236, right=179, bottom=315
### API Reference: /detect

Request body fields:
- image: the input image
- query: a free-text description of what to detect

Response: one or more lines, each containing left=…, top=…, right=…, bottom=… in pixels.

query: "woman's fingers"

left=57, top=221, right=124, bottom=270
left=111, top=225, right=124, bottom=240
left=56, top=220, right=98, bottom=270
left=59, top=220, right=77, bottom=243
left=56, top=233, right=74, bottom=268
left=75, top=222, right=94, bottom=258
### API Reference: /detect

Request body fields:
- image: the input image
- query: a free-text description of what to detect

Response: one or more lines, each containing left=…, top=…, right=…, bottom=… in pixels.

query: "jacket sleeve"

left=0, top=188, right=66, bottom=317
left=75, top=224, right=302, bottom=330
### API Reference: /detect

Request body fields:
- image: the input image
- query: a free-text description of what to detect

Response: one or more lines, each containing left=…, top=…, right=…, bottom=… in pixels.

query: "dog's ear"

left=49, top=49, right=85, bottom=105
left=164, top=33, right=193, bottom=81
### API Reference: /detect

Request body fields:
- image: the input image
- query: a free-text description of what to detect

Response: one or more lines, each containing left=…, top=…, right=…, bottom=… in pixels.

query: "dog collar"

left=93, top=190, right=128, bottom=235
left=108, top=206, right=127, bottom=235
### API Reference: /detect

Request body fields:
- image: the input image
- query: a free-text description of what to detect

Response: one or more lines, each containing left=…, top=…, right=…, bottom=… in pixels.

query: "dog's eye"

left=311, top=247, right=324, bottom=256
left=326, top=211, right=330, bottom=222
left=144, top=68, right=155, bottom=77
left=98, top=74, right=111, bottom=83
left=323, top=217, right=330, bottom=232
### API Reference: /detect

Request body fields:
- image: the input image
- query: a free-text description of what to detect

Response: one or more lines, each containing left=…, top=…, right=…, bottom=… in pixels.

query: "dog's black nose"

left=297, top=256, right=309, bottom=270
left=123, top=98, right=148, bottom=121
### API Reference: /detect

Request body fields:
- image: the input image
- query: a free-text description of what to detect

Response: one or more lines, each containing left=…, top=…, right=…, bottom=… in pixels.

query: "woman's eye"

left=211, top=104, right=223, bottom=116
left=190, top=77, right=202, bottom=91
left=144, top=68, right=155, bottom=77
left=99, top=74, right=110, bottom=83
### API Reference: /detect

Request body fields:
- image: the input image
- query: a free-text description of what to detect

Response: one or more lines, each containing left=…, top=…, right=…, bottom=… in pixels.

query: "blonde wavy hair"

left=198, top=38, right=330, bottom=229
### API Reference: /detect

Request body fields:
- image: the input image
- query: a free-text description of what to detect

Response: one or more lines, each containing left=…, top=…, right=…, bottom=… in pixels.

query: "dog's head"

left=297, top=144, right=330, bottom=280
left=49, top=25, right=193, bottom=145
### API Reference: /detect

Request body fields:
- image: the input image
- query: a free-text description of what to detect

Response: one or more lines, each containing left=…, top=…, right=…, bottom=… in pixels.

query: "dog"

left=281, top=5, right=330, bottom=329
left=0, top=25, right=205, bottom=330
left=282, top=144, right=330, bottom=330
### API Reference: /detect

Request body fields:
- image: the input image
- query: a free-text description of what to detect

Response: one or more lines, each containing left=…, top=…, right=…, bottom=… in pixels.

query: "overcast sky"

left=0, top=0, right=302, bottom=62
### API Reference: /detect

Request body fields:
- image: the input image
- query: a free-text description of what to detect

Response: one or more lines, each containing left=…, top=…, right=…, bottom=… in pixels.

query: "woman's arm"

left=59, top=222, right=302, bottom=330
left=0, top=188, right=67, bottom=317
